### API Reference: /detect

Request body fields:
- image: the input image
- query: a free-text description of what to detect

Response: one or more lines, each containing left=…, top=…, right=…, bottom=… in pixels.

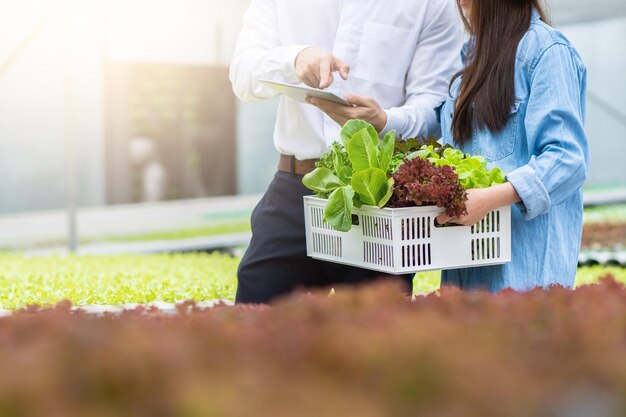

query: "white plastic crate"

left=304, top=196, right=511, bottom=274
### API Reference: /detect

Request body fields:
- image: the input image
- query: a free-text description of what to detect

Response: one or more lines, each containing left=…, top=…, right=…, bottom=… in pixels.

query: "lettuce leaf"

left=303, top=120, right=402, bottom=232
left=340, top=120, right=378, bottom=147
left=378, top=131, right=396, bottom=174
left=351, top=168, right=394, bottom=208
left=346, top=128, right=380, bottom=172
left=302, top=168, right=345, bottom=199
left=402, top=143, right=506, bottom=190
left=324, top=186, right=355, bottom=232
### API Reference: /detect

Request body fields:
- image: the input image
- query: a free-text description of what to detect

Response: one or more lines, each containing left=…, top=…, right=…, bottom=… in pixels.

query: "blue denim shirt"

left=439, top=10, right=589, bottom=292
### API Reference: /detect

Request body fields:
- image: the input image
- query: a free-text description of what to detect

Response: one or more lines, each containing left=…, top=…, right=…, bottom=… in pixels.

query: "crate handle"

left=433, top=218, right=465, bottom=229
left=351, top=214, right=361, bottom=227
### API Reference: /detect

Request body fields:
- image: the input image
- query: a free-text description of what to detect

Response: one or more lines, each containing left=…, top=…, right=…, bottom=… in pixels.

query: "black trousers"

left=236, top=170, right=414, bottom=304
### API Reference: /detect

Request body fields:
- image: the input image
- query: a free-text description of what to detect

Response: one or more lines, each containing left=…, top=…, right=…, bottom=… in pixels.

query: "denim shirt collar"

left=460, top=37, right=474, bottom=66
left=531, top=8, right=541, bottom=23
left=460, top=8, right=541, bottom=65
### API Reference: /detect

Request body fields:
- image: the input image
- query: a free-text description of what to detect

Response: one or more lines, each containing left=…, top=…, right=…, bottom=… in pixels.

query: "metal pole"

left=64, top=9, right=78, bottom=253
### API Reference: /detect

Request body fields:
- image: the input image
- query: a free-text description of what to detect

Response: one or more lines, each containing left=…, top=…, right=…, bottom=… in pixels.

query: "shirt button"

left=449, top=112, right=453, bottom=118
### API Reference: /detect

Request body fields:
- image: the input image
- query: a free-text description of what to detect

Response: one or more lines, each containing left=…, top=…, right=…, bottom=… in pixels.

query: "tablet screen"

left=260, top=79, right=352, bottom=106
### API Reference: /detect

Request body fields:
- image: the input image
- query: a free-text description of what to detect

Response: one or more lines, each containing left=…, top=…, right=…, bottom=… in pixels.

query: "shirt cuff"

left=506, top=164, right=551, bottom=221
left=381, top=108, right=406, bottom=137
left=280, top=45, right=311, bottom=84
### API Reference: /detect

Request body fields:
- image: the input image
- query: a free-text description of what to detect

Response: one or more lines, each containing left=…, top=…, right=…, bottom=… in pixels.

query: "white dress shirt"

left=230, top=0, right=464, bottom=161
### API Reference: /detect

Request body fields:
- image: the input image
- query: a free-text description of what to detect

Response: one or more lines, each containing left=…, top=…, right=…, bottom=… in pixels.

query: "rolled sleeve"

left=509, top=43, right=589, bottom=221
left=506, top=165, right=551, bottom=220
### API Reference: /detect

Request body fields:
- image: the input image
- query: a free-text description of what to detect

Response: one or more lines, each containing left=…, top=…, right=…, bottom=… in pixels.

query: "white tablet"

left=260, top=79, right=352, bottom=106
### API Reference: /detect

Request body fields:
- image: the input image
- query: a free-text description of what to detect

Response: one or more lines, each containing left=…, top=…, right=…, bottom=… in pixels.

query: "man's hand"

left=295, top=47, right=350, bottom=89
left=307, top=94, right=388, bottom=133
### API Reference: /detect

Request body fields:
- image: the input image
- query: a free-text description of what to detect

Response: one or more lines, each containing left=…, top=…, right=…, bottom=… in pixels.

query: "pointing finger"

left=319, top=57, right=334, bottom=89
left=334, top=57, right=350, bottom=80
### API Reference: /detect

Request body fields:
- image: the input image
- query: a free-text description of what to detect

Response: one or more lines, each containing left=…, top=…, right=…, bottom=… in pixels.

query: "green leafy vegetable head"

left=340, top=120, right=378, bottom=147
left=302, top=168, right=345, bottom=199
left=346, top=128, right=380, bottom=172
left=324, top=186, right=355, bottom=232
left=304, top=120, right=401, bottom=231
left=351, top=168, right=394, bottom=208
left=378, top=131, right=396, bottom=174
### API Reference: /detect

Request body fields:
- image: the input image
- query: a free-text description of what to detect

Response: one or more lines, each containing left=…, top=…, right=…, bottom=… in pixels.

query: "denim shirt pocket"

left=472, top=98, right=522, bottom=161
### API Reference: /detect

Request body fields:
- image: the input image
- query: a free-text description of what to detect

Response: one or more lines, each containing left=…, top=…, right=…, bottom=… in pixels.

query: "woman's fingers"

left=436, top=214, right=453, bottom=225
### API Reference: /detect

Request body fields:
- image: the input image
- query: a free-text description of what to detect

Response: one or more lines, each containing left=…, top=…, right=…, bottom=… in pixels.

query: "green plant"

left=407, top=145, right=506, bottom=189
left=0, top=253, right=239, bottom=310
left=305, top=120, right=507, bottom=232
left=103, top=220, right=251, bottom=242
left=388, top=156, right=468, bottom=217
left=574, top=266, right=626, bottom=287
left=303, top=120, right=396, bottom=232
left=583, top=204, right=626, bottom=224
left=1, top=279, right=626, bottom=416
left=0, top=253, right=620, bottom=310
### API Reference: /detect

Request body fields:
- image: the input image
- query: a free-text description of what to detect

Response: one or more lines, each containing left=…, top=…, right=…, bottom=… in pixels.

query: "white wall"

left=562, top=17, right=626, bottom=185
left=550, top=0, right=626, bottom=24
left=0, top=2, right=105, bottom=214
left=106, top=0, right=249, bottom=65
left=0, top=0, right=252, bottom=214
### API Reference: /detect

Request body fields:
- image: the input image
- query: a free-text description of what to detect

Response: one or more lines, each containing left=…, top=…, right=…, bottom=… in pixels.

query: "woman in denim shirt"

left=437, top=0, right=589, bottom=292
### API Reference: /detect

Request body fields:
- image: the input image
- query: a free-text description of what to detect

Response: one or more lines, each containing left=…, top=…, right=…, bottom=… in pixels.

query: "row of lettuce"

left=0, top=279, right=625, bottom=416
left=0, top=253, right=623, bottom=310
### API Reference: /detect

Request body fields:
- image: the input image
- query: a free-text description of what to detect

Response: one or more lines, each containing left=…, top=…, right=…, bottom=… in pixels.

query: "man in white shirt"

left=230, top=0, right=463, bottom=304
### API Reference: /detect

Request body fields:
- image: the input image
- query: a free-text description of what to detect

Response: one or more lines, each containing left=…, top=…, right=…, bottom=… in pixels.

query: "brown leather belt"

left=278, top=154, right=319, bottom=176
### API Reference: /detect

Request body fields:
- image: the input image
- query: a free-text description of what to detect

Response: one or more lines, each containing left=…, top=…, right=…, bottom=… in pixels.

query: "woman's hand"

left=437, top=183, right=522, bottom=226
left=437, top=188, right=495, bottom=226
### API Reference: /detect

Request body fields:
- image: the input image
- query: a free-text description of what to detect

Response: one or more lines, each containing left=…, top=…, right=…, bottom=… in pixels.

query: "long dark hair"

left=451, top=0, right=550, bottom=144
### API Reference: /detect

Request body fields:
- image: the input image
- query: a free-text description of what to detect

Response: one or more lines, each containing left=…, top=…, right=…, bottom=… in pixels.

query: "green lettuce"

left=346, top=128, right=380, bottom=172
left=304, top=121, right=507, bottom=232
left=351, top=168, right=394, bottom=208
left=324, top=186, right=355, bottom=232
left=406, top=144, right=506, bottom=189
left=303, top=120, right=396, bottom=232
left=340, top=119, right=378, bottom=146
left=301, top=167, right=345, bottom=199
